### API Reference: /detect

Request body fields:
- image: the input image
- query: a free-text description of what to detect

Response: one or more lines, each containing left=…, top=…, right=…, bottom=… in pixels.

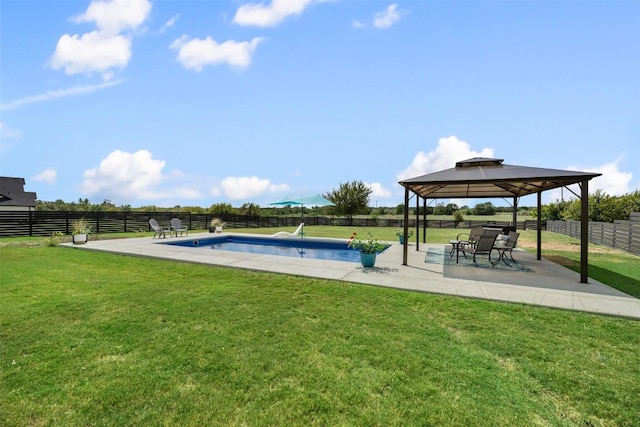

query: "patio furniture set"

left=449, top=225, right=520, bottom=266
left=149, top=218, right=189, bottom=239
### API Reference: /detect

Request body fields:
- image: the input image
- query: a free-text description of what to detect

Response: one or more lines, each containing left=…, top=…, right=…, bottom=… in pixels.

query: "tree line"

left=35, top=184, right=639, bottom=223
left=538, top=189, right=640, bottom=222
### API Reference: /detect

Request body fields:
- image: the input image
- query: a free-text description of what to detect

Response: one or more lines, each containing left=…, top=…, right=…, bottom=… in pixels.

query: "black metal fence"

left=0, top=210, right=543, bottom=238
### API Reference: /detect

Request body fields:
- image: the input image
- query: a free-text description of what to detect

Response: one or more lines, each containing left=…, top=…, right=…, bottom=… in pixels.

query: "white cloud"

left=49, top=0, right=151, bottom=79
left=220, top=176, right=289, bottom=200
left=367, top=182, right=392, bottom=199
left=397, top=136, right=494, bottom=181
left=171, top=36, right=263, bottom=71
left=82, top=149, right=169, bottom=201
left=233, top=0, right=313, bottom=27
left=576, top=158, right=634, bottom=196
left=547, top=157, right=635, bottom=202
left=0, top=81, right=123, bottom=111
left=73, top=0, right=152, bottom=36
left=50, top=31, right=131, bottom=78
left=373, top=4, right=402, bottom=29
left=33, top=169, right=57, bottom=184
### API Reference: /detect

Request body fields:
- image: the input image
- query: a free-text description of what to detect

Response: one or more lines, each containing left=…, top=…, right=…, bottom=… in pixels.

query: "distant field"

left=353, top=213, right=536, bottom=222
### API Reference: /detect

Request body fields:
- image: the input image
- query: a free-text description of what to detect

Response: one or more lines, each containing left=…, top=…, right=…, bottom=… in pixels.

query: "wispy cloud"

left=353, top=4, right=405, bottom=30
left=0, top=122, right=21, bottom=139
left=158, top=14, right=180, bottom=34
left=0, top=80, right=123, bottom=111
left=219, top=176, right=289, bottom=200
left=373, top=4, right=403, bottom=29
left=33, top=169, right=57, bottom=184
left=233, top=0, right=314, bottom=27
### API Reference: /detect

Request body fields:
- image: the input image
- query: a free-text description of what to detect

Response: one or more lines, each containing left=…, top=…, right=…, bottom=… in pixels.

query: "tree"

left=473, top=201, right=496, bottom=216
left=433, top=203, right=447, bottom=215
left=444, top=203, right=459, bottom=215
left=539, top=200, right=570, bottom=221
left=209, top=203, right=234, bottom=215
left=240, top=203, right=261, bottom=216
left=325, top=180, right=372, bottom=225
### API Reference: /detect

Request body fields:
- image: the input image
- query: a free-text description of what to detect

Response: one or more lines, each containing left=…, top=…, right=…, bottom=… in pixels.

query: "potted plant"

left=395, top=228, right=414, bottom=244
left=348, top=233, right=389, bottom=268
left=71, top=217, right=92, bottom=244
left=210, top=218, right=226, bottom=233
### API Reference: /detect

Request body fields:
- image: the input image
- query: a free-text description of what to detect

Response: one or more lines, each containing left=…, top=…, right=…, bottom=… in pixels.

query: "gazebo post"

left=415, top=193, right=420, bottom=251
left=402, top=187, right=409, bottom=265
left=537, top=191, right=542, bottom=260
left=422, top=197, right=427, bottom=244
left=512, top=197, right=518, bottom=229
left=581, top=180, right=589, bottom=283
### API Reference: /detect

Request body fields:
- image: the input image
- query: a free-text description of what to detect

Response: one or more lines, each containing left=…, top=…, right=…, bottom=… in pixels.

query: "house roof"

left=0, top=176, right=37, bottom=207
left=398, top=157, right=602, bottom=199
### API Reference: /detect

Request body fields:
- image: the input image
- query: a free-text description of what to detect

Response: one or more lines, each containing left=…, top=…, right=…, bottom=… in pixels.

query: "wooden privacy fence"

left=0, top=210, right=542, bottom=238
left=547, top=212, right=640, bottom=256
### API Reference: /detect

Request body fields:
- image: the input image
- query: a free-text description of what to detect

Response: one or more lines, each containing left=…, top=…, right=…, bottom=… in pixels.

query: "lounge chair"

left=149, top=218, right=170, bottom=239
left=272, top=222, right=304, bottom=238
left=170, top=217, right=188, bottom=237
left=493, top=231, right=520, bottom=264
left=462, top=234, right=498, bottom=266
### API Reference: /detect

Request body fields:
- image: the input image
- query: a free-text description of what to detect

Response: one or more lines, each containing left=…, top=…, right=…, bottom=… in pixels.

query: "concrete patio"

left=66, top=232, right=640, bottom=320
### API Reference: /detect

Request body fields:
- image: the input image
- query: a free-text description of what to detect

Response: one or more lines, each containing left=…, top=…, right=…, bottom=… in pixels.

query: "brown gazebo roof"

left=399, top=157, right=601, bottom=199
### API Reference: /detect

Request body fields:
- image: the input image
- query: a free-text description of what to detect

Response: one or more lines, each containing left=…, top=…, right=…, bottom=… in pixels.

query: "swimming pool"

left=163, top=235, right=389, bottom=263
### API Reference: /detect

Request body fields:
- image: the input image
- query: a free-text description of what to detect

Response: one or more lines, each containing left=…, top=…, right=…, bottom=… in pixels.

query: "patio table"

left=449, top=239, right=467, bottom=263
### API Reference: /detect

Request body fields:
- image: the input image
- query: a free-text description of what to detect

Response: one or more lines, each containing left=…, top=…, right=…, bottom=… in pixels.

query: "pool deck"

left=67, top=232, right=640, bottom=320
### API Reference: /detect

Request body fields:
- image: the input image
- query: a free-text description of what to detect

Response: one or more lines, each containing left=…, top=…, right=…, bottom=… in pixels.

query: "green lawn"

left=1, top=229, right=639, bottom=426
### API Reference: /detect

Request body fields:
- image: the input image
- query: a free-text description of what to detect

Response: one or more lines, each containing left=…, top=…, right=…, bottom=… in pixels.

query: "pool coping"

left=65, top=232, right=640, bottom=320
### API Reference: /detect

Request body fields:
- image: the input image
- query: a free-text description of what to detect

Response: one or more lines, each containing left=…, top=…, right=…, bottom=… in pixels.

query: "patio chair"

left=455, top=225, right=484, bottom=250
left=272, top=222, right=304, bottom=238
left=462, top=234, right=499, bottom=266
left=493, top=231, right=520, bottom=264
left=170, top=217, right=188, bottom=237
left=149, top=218, right=169, bottom=239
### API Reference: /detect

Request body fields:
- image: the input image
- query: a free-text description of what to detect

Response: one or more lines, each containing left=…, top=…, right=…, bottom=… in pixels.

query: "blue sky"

left=1, top=0, right=638, bottom=208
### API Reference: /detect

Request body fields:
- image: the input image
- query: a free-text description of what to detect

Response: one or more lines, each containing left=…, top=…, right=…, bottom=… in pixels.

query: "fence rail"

left=0, top=211, right=542, bottom=238
left=547, top=212, right=640, bottom=256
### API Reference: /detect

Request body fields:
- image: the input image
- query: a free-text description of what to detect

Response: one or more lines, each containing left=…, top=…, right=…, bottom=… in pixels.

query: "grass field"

left=1, top=228, right=639, bottom=426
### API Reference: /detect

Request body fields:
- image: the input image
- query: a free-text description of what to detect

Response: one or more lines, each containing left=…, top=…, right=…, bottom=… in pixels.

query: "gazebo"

left=398, top=157, right=602, bottom=283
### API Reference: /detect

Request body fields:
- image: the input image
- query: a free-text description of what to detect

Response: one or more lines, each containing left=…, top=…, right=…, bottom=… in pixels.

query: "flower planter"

left=72, top=233, right=88, bottom=244
left=359, top=252, right=376, bottom=268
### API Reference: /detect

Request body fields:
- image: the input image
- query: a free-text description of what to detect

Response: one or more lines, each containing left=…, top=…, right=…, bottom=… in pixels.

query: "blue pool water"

left=163, top=235, right=389, bottom=263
